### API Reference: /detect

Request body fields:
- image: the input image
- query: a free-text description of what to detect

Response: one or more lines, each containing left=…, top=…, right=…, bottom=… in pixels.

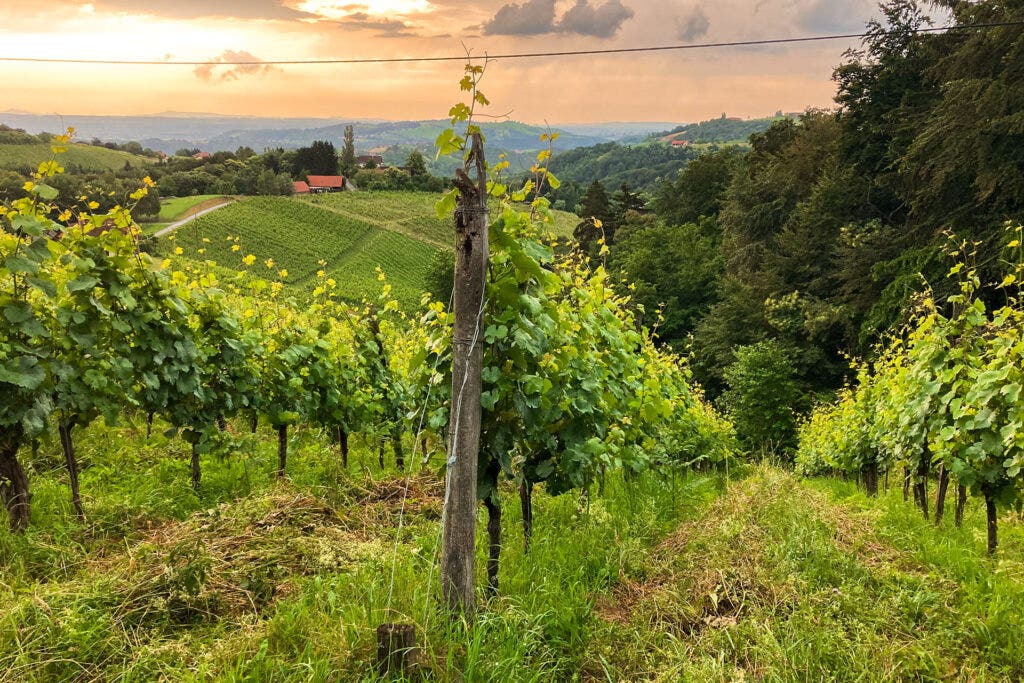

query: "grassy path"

left=2, top=431, right=1021, bottom=681
left=590, top=467, right=1024, bottom=681
left=153, top=199, right=235, bottom=237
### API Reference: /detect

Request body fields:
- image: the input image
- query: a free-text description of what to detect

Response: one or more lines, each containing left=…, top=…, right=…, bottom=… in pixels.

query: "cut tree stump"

left=376, top=623, right=419, bottom=677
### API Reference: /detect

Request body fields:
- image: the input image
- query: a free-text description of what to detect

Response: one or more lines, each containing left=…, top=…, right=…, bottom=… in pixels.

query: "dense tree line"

left=2, top=124, right=447, bottom=204
left=592, top=0, right=1024, bottom=454
left=656, top=115, right=789, bottom=145
left=1, top=166, right=162, bottom=218
left=548, top=141, right=701, bottom=192
left=352, top=151, right=446, bottom=192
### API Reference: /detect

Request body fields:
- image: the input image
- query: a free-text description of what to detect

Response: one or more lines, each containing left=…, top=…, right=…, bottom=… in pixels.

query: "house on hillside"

left=192, top=151, right=211, bottom=160
left=293, top=180, right=311, bottom=195
left=356, top=155, right=384, bottom=168
left=306, top=175, right=345, bottom=193
left=671, top=139, right=690, bottom=148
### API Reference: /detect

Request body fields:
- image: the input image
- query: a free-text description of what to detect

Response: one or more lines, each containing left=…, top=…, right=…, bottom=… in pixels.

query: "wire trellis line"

left=0, top=22, right=1021, bottom=66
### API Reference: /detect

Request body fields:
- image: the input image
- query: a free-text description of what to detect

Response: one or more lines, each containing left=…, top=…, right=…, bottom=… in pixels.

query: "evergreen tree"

left=654, top=147, right=742, bottom=225
left=406, top=149, right=428, bottom=177
left=340, top=125, right=357, bottom=176
left=294, top=140, right=338, bottom=177
left=612, top=183, right=646, bottom=218
left=573, top=180, right=612, bottom=256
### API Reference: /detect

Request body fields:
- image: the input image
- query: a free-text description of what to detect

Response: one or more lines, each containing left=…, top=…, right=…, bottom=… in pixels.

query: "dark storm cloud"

left=483, top=0, right=557, bottom=36
left=557, top=0, right=634, bottom=38
left=483, top=0, right=633, bottom=37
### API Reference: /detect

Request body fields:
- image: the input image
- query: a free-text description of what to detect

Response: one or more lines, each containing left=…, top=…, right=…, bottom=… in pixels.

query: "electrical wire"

left=0, top=22, right=1020, bottom=66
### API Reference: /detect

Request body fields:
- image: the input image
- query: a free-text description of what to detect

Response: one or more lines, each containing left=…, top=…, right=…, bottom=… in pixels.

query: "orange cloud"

left=194, top=50, right=281, bottom=81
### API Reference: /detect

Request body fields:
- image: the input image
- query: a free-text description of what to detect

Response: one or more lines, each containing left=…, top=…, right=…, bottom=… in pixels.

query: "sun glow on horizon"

left=293, top=0, right=435, bottom=19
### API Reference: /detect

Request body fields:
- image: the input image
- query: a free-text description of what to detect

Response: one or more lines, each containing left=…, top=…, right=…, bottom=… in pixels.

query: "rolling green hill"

left=166, top=192, right=581, bottom=306
left=0, top=142, right=152, bottom=172
left=167, top=196, right=439, bottom=306
left=304, top=191, right=578, bottom=247
left=656, top=116, right=788, bottom=145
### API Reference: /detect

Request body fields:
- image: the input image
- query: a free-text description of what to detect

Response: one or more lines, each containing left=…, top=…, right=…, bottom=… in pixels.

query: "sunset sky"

left=0, top=0, right=914, bottom=123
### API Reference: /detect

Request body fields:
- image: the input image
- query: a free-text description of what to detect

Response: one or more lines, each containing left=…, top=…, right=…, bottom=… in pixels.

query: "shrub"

left=720, top=340, right=800, bottom=457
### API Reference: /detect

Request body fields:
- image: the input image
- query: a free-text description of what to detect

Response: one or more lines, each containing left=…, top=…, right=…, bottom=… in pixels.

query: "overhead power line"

left=0, top=21, right=1021, bottom=66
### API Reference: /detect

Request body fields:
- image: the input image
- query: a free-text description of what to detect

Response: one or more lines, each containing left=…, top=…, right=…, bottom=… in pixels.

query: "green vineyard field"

left=167, top=196, right=441, bottom=305
left=305, top=191, right=579, bottom=247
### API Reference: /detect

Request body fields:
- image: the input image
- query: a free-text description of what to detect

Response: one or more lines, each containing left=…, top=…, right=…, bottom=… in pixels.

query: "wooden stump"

left=376, top=623, right=418, bottom=676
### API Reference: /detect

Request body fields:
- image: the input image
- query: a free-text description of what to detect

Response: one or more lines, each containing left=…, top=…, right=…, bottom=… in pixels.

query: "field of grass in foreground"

left=1, top=420, right=1022, bottom=681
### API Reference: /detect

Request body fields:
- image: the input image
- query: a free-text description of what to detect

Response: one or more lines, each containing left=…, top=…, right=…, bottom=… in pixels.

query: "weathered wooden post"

left=441, top=131, right=488, bottom=620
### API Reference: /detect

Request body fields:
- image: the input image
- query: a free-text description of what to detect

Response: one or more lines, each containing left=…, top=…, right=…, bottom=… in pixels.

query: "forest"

left=596, top=0, right=1022, bottom=426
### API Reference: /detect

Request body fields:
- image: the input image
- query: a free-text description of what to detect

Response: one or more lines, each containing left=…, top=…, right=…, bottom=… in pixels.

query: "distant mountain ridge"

left=0, top=111, right=787, bottom=186
left=0, top=112, right=681, bottom=156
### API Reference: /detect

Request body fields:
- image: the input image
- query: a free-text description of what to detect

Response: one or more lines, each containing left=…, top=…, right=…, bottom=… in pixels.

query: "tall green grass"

left=0, top=419, right=722, bottom=681
left=2, top=426, right=1022, bottom=681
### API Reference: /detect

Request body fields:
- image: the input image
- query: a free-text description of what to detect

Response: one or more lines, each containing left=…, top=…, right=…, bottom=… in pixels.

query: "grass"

left=155, top=195, right=233, bottom=222
left=588, top=468, right=1024, bottom=680
left=164, top=196, right=441, bottom=306
left=139, top=195, right=234, bottom=236
left=0, top=420, right=721, bottom=681
left=160, top=192, right=578, bottom=306
left=140, top=222, right=168, bottom=236
left=0, top=142, right=151, bottom=172
left=2, top=421, right=1022, bottom=681
left=304, top=191, right=579, bottom=246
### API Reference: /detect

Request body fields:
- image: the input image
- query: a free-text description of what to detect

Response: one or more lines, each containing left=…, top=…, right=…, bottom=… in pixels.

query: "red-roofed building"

left=192, top=151, right=211, bottom=160
left=306, top=175, right=345, bottom=193
left=671, top=139, right=690, bottom=147
left=293, top=180, right=311, bottom=195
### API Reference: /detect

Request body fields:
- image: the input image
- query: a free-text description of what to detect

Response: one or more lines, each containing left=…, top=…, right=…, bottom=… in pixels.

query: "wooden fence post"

left=441, top=131, right=488, bottom=620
